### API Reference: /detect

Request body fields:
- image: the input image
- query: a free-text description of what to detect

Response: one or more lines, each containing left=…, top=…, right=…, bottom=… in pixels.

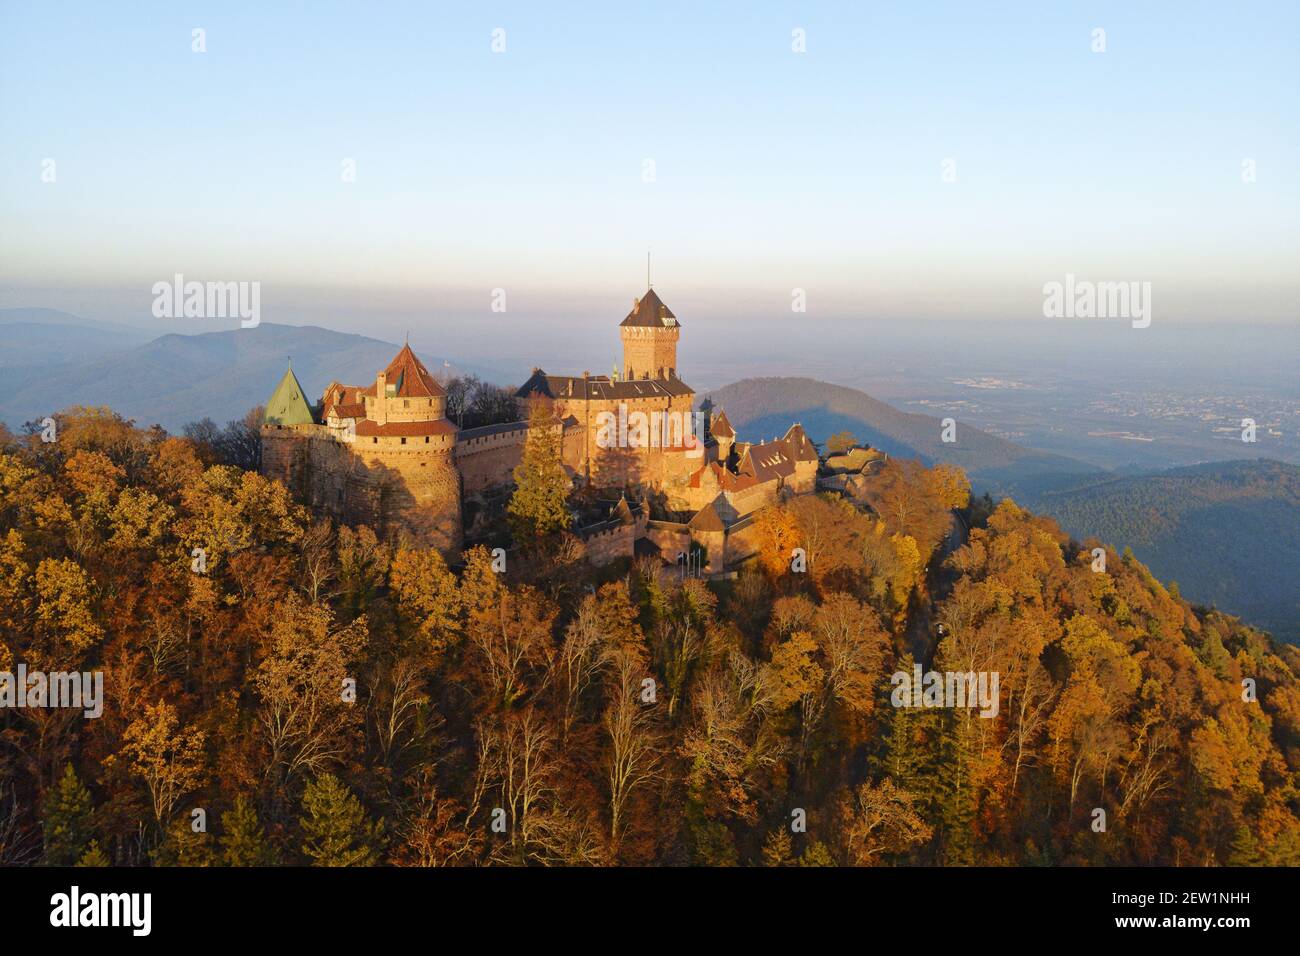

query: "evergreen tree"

left=936, top=713, right=977, bottom=866
left=799, top=841, right=836, bottom=866
left=761, top=828, right=793, bottom=866
left=150, top=817, right=216, bottom=866
left=42, top=763, right=94, bottom=865
left=507, top=400, right=571, bottom=542
left=1226, top=823, right=1260, bottom=866
left=221, top=795, right=277, bottom=867
left=874, top=656, right=928, bottom=792
left=75, top=840, right=110, bottom=867
left=300, top=774, right=384, bottom=866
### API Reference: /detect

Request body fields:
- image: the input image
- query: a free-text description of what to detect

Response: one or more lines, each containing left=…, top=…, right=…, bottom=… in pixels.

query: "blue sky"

left=1, top=0, right=1297, bottom=343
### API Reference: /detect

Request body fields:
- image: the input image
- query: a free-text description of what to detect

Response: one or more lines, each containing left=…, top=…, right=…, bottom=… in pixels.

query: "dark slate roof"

left=457, top=420, right=528, bottom=441
left=688, top=461, right=757, bottom=492
left=612, top=494, right=640, bottom=525
left=620, top=288, right=678, bottom=328
left=688, top=500, right=726, bottom=532
left=782, top=423, right=819, bottom=463
left=739, top=441, right=797, bottom=483
left=515, top=369, right=693, bottom=400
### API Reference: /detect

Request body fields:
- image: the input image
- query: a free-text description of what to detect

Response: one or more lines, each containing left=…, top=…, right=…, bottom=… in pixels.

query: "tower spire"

left=647, top=249, right=652, bottom=290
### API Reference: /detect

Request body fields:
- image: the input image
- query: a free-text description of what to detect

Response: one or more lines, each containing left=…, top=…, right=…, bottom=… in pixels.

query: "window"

left=401, top=437, right=407, bottom=444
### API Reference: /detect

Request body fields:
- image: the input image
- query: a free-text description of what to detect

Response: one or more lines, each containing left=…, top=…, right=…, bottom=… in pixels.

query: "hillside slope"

left=1030, top=459, right=1300, bottom=641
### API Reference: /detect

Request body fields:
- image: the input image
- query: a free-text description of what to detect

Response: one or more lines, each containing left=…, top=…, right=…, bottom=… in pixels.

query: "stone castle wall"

left=262, top=424, right=462, bottom=554
left=579, top=522, right=637, bottom=566
left=620, top=325, right=679, bottom=380
left=455, top=424, right=529, bottom=495
left=547, top=393, right=698, bottom=490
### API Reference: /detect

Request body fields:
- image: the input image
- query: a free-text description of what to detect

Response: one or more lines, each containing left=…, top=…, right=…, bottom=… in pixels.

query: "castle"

left=260, top=288, right=825, bottom=571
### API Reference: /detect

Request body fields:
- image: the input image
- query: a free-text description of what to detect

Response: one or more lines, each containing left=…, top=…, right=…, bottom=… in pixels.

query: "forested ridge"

left=1, top=407, right=1298, bottom=867
left=1033, top=459, right=1300, bottom=642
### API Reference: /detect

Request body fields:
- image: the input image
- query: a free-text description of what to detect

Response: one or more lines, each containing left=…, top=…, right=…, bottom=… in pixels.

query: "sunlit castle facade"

left=260, top=287, right=820, bottom=568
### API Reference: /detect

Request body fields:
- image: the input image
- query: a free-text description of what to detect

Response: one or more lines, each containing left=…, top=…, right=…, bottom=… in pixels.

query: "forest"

left=1034, top=458, right=1300, bottom=642
left=0, top=406, right=1297, bottom=867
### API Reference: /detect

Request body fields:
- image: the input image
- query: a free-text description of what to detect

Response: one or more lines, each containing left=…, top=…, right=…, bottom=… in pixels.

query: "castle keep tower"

left=620, top=289, right=680, bottom=380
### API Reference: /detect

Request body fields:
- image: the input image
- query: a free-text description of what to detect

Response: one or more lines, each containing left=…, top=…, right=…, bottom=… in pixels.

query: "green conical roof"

left=263, top=365, right=316, bottom=425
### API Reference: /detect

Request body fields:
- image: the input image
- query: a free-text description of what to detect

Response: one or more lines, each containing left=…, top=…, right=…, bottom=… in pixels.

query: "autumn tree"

left=112, top=700, right=207, bottom=832
left=389, top=545, right=462, bottom=658
left=826, top=431, right=858, bottom=454
left=602, top=650, right=661, bottom=853
left=839, top=778, right=932, bottom=865
left=254, top=598, right=368, bottom=795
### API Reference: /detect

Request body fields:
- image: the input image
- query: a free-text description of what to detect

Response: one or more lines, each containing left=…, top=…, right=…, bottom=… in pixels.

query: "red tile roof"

left=362, top=344, right=445, bottom=399
left=328, top=403, right=367, bottom=420
left=709, top=408, right=735, bottom=439
left=354, top=419, right=457, bottom=438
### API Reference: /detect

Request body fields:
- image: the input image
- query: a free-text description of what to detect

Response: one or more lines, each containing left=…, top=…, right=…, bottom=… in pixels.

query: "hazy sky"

left=2, top=0, right=1297, bottom=346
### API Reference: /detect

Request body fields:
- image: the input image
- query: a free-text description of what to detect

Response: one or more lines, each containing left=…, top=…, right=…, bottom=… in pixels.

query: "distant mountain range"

left=0, top=315, right=488, bottom=432
left=0, top=308, right=153, bottom=369
left=707, top=376, right=1300, bottom=642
